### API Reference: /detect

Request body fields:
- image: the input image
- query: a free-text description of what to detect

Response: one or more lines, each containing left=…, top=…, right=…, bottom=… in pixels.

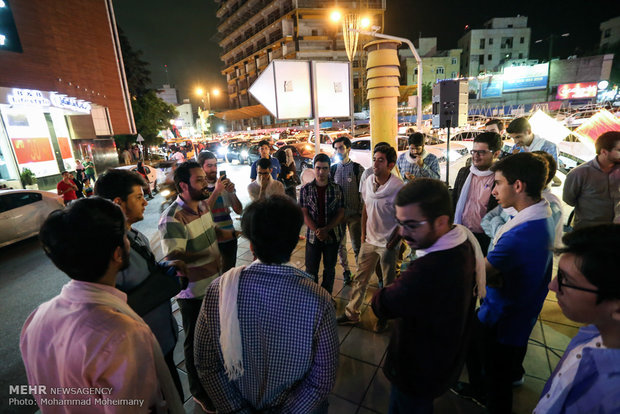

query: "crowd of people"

left=19, top=120, right=620, bottom=414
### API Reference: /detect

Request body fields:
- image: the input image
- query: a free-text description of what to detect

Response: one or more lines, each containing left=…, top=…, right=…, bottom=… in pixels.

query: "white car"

left=0, top=189, right=64, bottom=248
left=116, top=164, right=158, bottom=192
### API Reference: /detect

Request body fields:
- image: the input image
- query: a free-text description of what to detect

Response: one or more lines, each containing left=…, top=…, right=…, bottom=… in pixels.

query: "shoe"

left=512, top=375, right=525, bottom=387
left=336, top=314, right=358, bottom=325
left=450, top=381, right=486, bottom=407
left=343, top=270, right=352, bottom=285
left=373, top=319, right=389, bottom=333
left=193, top=397, right=216, bottom=413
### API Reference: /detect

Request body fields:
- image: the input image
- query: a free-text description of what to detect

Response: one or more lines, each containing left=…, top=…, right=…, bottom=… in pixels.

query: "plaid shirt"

left=396, top=151, right=440, bottom=182
left=332, top=161, right=364, bottom=217
left=194, top=262, right=339, bottom=413
left=299, top=180, right=345, bottom=244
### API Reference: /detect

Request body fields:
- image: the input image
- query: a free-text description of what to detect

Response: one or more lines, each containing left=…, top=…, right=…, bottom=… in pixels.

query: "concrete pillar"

left=364, top=39, right=401, bottom=151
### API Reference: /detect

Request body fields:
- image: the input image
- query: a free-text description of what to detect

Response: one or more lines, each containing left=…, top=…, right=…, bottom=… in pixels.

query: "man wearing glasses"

left=534, top=224, right=620, bottom=413
left=396, top=132, right=440, bottom=183
left=452, top=132, right=502, bottom=254
left=455, top=153, right=554, bottom=413
left=247, top=158, right=285, bottom=201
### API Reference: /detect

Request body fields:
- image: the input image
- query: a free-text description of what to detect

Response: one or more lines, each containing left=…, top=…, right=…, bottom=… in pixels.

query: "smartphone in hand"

left=219, top=170, right=226, bottom=180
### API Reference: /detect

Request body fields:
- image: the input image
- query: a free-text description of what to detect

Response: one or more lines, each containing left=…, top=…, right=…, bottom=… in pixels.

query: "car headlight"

left=160, top=189, right=171, bottom=197
left=241, top=150, right=248, bottom=157
left=218, top=147, right=227, bottom=155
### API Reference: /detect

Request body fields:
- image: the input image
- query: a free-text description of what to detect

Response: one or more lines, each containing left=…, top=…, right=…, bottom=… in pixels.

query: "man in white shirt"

left=337, top=144, right=404, bottom=333
left=247, top=158, right=285, bottom=201
left=20, top=198, right=183, bottom=413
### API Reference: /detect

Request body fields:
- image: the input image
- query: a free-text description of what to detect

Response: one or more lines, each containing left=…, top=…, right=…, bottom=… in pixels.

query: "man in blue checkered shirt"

left=194, top=195, right=338, bottom=414
left=396, top=133, right=440, bottom=183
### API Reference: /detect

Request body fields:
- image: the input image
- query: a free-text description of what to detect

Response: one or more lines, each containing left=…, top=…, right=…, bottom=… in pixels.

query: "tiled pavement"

left=174, top=235, right=580, bottom=414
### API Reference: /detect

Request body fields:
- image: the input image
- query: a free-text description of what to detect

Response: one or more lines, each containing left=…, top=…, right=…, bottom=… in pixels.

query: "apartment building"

left=600, top=16, right=620, bottom=52
left=214, top=0, right=386, bottom=128
left=458, top=16, right=531, bottom=77
left=399, top=37, right=462, bottom=86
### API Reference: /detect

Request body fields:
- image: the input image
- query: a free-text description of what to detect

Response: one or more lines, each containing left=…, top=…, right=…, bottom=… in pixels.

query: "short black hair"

left=95, top=169, right=146, bottom=201
left=532, top=151, right=557, bottom=186
left=595, top=131, right=620, bottom=155
left=374, top=144, right=397, bottom=164
left=408, top=133, right=425, bottom=146
left=174, top=161, right=202, bottom=193
left=39, top=197, right=126, bottom=282
left=374, top=141, right=391, bottom=149
left=485, top=119, right=504, bottom=132
left=395, top=178, right=454, bottom=224
left=257, top=158, right=272, bottom=170
left=506, top=117, right=531, bottom=134
left=491, top=153, right=547, bottom=199
left=258, top=139, right=270, bottom=148
left=474, top=132, right=502, bottom=152
left=333, top=136, right=351, bottom=149
left=241, top=195, right=303, bottom=264
left=197, top=151, right=216, bottom=167
left=557, top=224, right=620, bottom=303
left=313, top=153, right=331, bottom=166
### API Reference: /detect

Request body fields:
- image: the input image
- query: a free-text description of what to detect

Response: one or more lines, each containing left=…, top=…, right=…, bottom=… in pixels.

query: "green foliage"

left=422, top=82, right=433, bottom=109
left=20, top=168, right=36, bottom=185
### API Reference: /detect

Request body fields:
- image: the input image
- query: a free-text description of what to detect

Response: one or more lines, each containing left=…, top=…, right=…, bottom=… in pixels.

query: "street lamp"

left=195, top=87, right=220, bottom=137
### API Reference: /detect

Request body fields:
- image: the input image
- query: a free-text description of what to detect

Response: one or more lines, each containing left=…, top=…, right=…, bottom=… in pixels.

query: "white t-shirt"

left=361, top=173, right=404, bottom=247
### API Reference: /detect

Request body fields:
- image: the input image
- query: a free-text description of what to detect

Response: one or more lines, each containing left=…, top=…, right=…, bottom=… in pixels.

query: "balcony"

left=296, top=0, right=385, bottom=8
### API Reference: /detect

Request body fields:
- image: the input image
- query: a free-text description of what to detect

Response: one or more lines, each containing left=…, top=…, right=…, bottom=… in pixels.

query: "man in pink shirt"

left=20, top=198, right=183, bottom=413
left=56, top=171, right=78, bottom=206
left=452, top=132, right=502, bottom=254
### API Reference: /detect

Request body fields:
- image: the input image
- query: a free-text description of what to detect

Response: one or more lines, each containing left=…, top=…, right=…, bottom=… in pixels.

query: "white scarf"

left=525, top=135, right=546, bottom=152
left=454, top=165, right=495, bottom=225
left=493, top=199, right=552, bottom=247
left=62, top=281, right=184, bottom=414
left=406, top=149, right=429, bottom=164
left=542, top=187, right=564, bottom=248
left=417, top=224, right=487, bottom=298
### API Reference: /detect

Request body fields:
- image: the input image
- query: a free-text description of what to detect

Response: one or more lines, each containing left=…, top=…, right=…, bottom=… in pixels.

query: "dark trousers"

left=389, top=385, right=433, bottom=414
left=466, top=316, right=527, bottom=414
left=472, top=232, right=491, bottom=256
left=164, top=348, right=184, bottom=401
left=219, top=238, right=238, bottom=273
left=305, top=240, right=339, bottom=294
left=177, top=298, right=213, bottom=408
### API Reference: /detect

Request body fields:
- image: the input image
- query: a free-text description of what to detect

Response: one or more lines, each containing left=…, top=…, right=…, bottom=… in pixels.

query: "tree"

left=115, top=29, right=178, bottom=154
left=422, top=82, right=433, bottom=110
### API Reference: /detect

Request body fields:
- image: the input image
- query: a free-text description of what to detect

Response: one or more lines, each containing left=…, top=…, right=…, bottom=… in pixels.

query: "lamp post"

left=195, top=87, right=220, bottom=138
left=535, top=33, right=569, bottom=102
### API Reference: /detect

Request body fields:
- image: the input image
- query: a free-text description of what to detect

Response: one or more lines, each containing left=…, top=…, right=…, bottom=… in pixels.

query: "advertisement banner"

left=502, top=63, right=549, bottom=92
left=556, top=82, right=598, bottom=100
left=58, top=136, right=73, bottom=159
left=480, top=76, right=503, bottom=98
left=10, top=137, right=55, bottom=164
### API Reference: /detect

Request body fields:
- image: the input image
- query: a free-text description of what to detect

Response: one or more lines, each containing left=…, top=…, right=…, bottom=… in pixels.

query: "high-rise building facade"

left=214, top=0, right=386, bottom=128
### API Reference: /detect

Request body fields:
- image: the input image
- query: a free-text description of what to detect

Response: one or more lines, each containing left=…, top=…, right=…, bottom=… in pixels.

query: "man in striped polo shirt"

left=159, top=161, right=231, bottom=412
left=199, top=151, right=243, bottom=273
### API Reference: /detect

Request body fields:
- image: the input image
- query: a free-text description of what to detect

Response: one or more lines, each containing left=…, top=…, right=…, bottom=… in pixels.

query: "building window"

left=488, top=54, right=492, bottom=61
left=311, top=29, right=318, bottom=36
left=451, top=71, right=457, bottom=78
left=451, top=57, right=457, bottom=65
left=518, top=53, right=523, bottom=59
left=604, top=29, right=611, bottom=38
left=478, top=55, right=484, bottom=64
left=436, top=66, right=444, bottom=74
left=520, top=37, right=525, bottom=44
left=507, top=24, right=513, bottom=28
left=414, top=68, right=418, bottom=75
left=489, top=38, right=493, bottom=45
left=479, top=38, right=485, bottom=49
left=501, top=37, right=513, bottom=49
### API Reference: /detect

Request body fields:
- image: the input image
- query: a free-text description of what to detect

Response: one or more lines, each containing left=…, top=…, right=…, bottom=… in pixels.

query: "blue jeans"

left=305, top=240, right=339, bottom=294
left=389, top=385, right=433, bottom=414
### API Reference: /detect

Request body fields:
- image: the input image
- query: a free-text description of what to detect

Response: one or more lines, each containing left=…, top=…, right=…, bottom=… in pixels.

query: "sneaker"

left=193, top=397, right=216, bottom=413
left=512, top=375, right=525, bottom=387
left=450, top=381, right=486, bottom=407
left=343, top=270, right=352, bottom=285
left=373, top=319, right=389, bottom=333
left=336, top=314, right=358, bottom=325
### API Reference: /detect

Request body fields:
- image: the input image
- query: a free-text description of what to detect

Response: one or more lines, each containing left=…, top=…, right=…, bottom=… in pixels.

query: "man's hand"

left=315, top=227, right=328, bottom=241
left=386, top=236, right=401, bottom=250
left=416, top=156, right=424, bottom=167
left=168, top=259, right=188, bottom=276
left=224, top=180, right=235, bottom=193
left=404, top=172, right=414, bottom=181
left=214, top=177, right=227, bottom=194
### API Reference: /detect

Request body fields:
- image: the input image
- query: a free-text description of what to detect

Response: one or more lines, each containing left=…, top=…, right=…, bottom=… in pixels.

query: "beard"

left=189, top=184, right=209, bottom=201
left=206, top=171, right=217, bottom=182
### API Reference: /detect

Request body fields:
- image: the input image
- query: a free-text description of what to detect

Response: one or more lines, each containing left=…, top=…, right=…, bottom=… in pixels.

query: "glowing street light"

left=360, top=17, right=371, bottom=29
left=330, top=10, right=341, bottom=22
left=195, top=87, right=220, bottom=137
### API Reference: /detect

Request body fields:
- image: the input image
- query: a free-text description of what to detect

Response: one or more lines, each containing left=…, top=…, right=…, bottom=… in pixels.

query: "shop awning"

left=214, top=104, right=271, bottom=121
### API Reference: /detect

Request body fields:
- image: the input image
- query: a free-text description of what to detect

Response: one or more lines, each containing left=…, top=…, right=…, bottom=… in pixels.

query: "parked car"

left=452, top=130, right=482, bottom=141
left=246, top=143, right=277, bottom=166
left=348, top=136, right=409, bottom=169
left=227, top=141, right=253, bottom=164
left=274, top=144, right=314, bottom=173
left=117, top=164, right=158, bottom=192
left=0, top=189, right=64, bottom=248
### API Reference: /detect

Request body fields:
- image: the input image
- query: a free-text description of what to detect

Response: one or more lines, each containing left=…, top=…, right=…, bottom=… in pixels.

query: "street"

left=0, top=160, right=251, bottom=413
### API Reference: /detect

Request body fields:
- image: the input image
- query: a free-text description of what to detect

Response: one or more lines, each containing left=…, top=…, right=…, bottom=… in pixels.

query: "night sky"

left=113, top=0, right=616, bottom=110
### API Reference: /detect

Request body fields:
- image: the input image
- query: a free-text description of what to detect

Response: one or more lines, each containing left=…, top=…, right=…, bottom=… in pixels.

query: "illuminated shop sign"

left=7, top=88, right=91, bottom=113
left=502, top=63, right=549, bottom=92
left=556, top=82, right=598, bottom=100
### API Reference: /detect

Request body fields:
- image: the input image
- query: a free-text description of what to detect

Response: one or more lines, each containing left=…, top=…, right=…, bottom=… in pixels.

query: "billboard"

left=314, top=61, right=351, bottom=118
left=480, top=76, right=503, bottom=98
left=556, top=82, right=598, bottom=100
left=502, top=63, right=549, bottom=92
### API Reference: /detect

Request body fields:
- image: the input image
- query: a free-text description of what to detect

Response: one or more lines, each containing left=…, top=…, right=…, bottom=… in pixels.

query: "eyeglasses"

left=257, top=172, right=271, bottom=176
left=395, top=217, right=427, bottom=231
left=470, top=150, right=492, bottom=156
left=557, top=269, right=599, bottom=294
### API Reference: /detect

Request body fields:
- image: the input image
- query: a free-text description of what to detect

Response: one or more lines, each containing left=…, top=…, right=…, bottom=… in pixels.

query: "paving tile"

left=522, top=343, right=550, bottom=381
left=434, top=389, right=487, bottom=414
left=327, top=394, right=358, bottom=414
left=177, top=367, right=191, bottom=403
left=236, top=246, right=249, bottom=258
left=541, top=321, right=580, bottom=351
left=513, top=375, right=546, bottom=414
left=358, top=408, right=381, bottom=414
left=361, top=368, right=391, bottom=413
left=338, top=324, right=354, bottom=345
left=174, top=330, right=186, bottom=366
left=528, top=320, right=544, bottom=344
left=172, top=298, right=179, bottom=312
left=547, top=348, right=563, bottom=372
left=237, top=250, right=255, bottom=262
left=539, top=300, right=579, bottom=327
left=332, top=355, right=379, bottom=404
left=174, top=309, right=183, bottom=332
left=340, top=327, right=390, bottom=366
left=545, top=289, right=558, bottom=302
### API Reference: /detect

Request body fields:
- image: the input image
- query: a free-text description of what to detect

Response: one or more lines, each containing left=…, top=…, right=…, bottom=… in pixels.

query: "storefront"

left=0, top=87, right=91, bottom=188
